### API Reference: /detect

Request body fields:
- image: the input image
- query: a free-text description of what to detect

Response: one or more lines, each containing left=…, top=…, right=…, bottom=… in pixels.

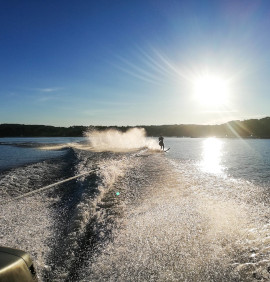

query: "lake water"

left=0, top=135, right=270, bottom=281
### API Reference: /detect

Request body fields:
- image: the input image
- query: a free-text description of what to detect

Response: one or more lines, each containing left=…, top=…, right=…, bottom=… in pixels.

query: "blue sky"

left=1, top=0, right=270, bottom=126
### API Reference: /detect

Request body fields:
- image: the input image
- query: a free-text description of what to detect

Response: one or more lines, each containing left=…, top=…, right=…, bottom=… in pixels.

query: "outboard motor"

left=0, top=246, right=38, bottom=281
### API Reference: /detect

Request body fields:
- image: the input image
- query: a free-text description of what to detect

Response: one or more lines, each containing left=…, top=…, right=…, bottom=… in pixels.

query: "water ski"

left=163, top=148, right=170, bottom=152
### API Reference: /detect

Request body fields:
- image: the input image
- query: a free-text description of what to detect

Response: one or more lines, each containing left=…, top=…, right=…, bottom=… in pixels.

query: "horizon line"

left=0, top=116, right=269, bottom=128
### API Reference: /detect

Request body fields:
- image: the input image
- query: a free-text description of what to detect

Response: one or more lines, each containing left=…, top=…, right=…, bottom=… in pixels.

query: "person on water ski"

left=158, top=136, right=164, bottom=150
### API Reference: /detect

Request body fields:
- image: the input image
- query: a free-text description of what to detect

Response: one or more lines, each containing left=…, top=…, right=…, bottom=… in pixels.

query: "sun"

left=192, top=74, right=230, bottom=107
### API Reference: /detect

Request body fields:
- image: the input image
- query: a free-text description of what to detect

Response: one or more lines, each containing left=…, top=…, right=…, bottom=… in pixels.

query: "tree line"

left=1, top=117, right=270, bottom=138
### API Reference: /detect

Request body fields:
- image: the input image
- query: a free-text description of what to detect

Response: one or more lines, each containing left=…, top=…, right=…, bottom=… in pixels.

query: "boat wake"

left=1, top=133, right=270, bottom=281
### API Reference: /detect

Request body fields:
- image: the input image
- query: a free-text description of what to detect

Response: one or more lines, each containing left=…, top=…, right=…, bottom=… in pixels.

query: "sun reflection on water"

left=200, top=138, right=225, bottom=175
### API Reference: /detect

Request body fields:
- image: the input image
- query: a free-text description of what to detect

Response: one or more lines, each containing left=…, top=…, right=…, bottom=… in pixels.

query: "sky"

left=1, top=0, right=270, bottom=126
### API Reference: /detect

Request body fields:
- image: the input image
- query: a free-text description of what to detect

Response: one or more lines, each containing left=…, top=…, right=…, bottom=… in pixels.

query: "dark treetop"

left=1, top=117, right=270, bottom=138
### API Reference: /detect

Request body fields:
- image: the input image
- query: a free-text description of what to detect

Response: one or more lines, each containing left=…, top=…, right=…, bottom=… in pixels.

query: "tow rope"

left=0, top=169, right=96, bottom=204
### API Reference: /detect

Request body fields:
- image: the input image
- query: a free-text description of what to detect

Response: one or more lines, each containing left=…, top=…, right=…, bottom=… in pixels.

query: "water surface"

left=0, top=136, right=269, bottom=281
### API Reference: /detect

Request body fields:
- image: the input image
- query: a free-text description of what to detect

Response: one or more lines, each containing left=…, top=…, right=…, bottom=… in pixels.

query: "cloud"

left=36, top=87, right=63, bottom=92
left=27, top=87, right=64, bottom=102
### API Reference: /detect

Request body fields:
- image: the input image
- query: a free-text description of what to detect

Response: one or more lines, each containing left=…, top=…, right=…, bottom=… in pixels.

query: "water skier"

left=158, top=136, right=164, bottom=150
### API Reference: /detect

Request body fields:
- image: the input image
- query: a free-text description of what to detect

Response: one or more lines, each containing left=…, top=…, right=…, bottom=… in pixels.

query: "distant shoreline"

left=1, top=117, right=270, bottom=138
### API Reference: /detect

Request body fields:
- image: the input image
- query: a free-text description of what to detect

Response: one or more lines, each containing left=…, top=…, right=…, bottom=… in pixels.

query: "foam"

left=84, top=128, right=159, bottom=152
left=3, top=139, right=270, bottom=281
left=82, top=156, right=270, bottom=281
left=38, top=128, right=159, bottom=153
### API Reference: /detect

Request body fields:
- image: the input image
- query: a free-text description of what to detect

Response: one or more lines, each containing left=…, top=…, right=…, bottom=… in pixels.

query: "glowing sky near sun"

left=1, top=0, right=270, bottom=126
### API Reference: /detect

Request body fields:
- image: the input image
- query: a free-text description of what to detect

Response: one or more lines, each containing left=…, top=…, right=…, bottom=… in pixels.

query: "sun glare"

left=200, top=137, right=224, bottom=175
left=193, top=74, right=230, bottom=107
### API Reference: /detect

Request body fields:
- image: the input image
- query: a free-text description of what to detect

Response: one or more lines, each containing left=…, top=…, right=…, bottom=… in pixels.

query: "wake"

left=84, top=127, right=159, bottom=151
left=39, top=128, right=160, bottom=152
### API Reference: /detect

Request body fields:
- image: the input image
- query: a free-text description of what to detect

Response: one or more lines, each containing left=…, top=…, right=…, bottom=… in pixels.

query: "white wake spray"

left=84, top=127, right=159, bottom=151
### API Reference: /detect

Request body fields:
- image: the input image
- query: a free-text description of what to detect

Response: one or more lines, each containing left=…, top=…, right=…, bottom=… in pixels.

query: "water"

left=0, top=133, right=270, bottom=281
left=0, top=137, right=85, bottom=171
left=166, top=137, right=270, bottom=185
